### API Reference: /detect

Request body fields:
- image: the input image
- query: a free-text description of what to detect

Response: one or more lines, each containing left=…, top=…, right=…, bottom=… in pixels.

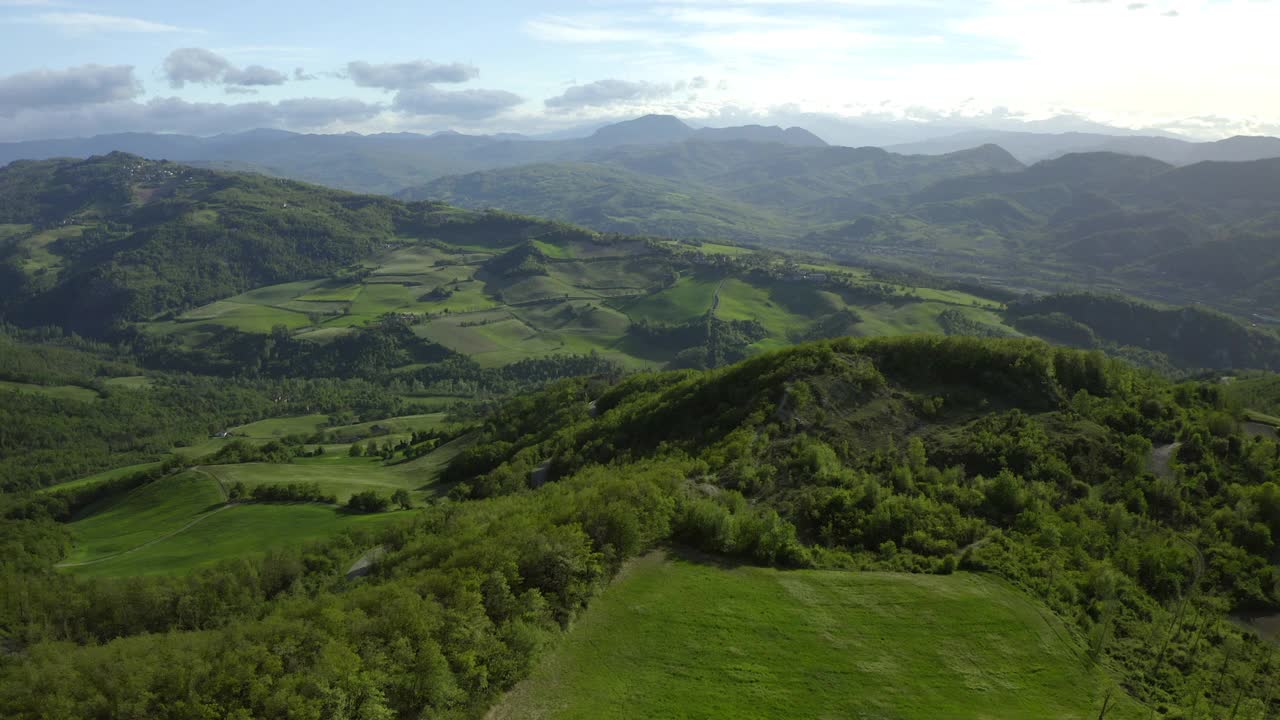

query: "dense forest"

left=1007, top=293, right=1280, bottom=371
left=2, top=336, right=1279, bottom=717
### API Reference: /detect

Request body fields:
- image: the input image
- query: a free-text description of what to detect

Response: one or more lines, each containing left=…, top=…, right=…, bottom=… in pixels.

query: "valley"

left=2, top=128, right=1280, bottom=720
left=6, top=2, right=1280, bottom=715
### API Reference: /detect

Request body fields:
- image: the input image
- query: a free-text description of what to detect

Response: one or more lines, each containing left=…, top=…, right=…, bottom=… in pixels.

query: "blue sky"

left=0, top=0, right=1277, bottom=141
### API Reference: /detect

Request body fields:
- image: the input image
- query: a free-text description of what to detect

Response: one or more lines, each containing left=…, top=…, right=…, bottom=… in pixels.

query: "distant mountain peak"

left=938, top=143, right=1024, bottom=171
left=588, top=115, right=695, bottom=146
left=586, top=115, right=828, bottom=148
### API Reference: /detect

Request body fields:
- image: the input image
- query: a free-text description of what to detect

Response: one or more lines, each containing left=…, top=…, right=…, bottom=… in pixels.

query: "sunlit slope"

left=491, top=554, right=1144, bottom=720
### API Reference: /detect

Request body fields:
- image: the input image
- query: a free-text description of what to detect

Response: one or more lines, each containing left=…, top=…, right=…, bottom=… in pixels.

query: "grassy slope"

left=203, top=455, right=422, bottom=504
left=58, top=435, right=471, bottom=577
left=64, top=471, right=226, bottom=563
left=67, top=504, right=403, bottom=578
left=491, top=554, right=1144, bottom=720
left=0, top=380, right=100, bottom=402
left=35, top=461, right=164, bottom=495
left=144, top=227, right=1023, bottom=372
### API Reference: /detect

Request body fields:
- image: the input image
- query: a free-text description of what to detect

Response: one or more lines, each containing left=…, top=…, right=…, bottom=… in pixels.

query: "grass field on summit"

left=490, top=554, right=1144, bottom=720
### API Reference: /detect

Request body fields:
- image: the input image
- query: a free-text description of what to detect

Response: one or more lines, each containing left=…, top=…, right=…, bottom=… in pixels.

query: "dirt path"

left=1148, top=442, right=1182, bottom=481
left=345, top=546, right=387, bottom=580
left=192, top=466, right=230, bottom=500
left=55, top=504, right=233, bottom=568
left=1244, top=422, right=1278, bottom=440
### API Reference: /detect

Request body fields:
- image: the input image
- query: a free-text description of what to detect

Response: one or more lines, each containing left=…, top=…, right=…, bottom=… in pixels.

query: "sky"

left=0, top=0, right=1278, bottom=142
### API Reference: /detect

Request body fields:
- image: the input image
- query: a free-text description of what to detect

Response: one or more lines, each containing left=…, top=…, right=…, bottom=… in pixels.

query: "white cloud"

left=0, top=96, right=385, bottom=141
left=524, top=0, right=1280, bottom=137
left=0, top=65, right=141, bottom=117
left=392, top=86, right=523, bottom=120
left=545, top=79, right=677, bottom=111
left=11, top=11, right=191, bottom=33
left=163, top=48, right=287, bottom=89
left=346, top=60, right=480, bottom=90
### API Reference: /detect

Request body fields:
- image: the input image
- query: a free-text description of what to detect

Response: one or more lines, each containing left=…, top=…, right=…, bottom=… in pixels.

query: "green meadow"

left=66, top=503, right=404, bottom=578
left=0, top=380, right=100, bottom=402
left=203, top=456, right=420, bottom=504
left=62, top=471, right=227, bottom=565
left=491, top=554, right=1144, bottom=720
left=57, top=435, right=468, bottom=578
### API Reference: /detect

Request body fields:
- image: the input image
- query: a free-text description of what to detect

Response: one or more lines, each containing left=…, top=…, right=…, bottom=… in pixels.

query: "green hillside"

left=491, top=554, right=1143, bottom=720
left=402, top=148, right=1280, bottom=322
left=4, top=336, right=1280, bottom=718
left=407, top=162, right=794, bottom=242
left=5, top=154, right=1275, bottom=386
left=803, top=155, right=1280, bottom=317
left=0, top=153, right=602, bottom=335
left=399, top=144, right=1024, bottom=238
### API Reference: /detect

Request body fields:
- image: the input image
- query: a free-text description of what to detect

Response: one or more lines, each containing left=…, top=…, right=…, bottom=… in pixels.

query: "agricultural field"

left=57, top=435, right=470, bottom=577
left=140, top=233, right=1017, bottom=370
left=491, top=554, right=1144, bottom=720
left=613, top=274, right=722, bottom=324
left=230, top=413, right=332, bottom=439
left=45, top=409, right=454, bottom=501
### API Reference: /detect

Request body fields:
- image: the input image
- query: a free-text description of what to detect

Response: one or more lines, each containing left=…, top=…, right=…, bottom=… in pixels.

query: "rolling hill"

left=403, top=161, right=794, bottom=242
left=399, top=143, right=1025, bottom=236
left=4, top=153, right=1278, bottom=385
left=7, top=335, right=1280, bottom=718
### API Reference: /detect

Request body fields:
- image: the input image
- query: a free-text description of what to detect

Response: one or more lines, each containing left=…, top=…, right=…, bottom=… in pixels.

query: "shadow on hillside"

left=663, top=544, right=753, bottom=571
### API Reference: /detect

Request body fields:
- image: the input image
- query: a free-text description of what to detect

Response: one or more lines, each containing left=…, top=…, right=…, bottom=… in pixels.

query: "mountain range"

left=0, top=116, right=824, bottom=195
left=888, top=130, right=1280, bottom=165
left=3, top=115, right=1279, bottom=323
left=3, top=114, right=1278, bottom=197
left=400, top=143, right=1023, bottom=242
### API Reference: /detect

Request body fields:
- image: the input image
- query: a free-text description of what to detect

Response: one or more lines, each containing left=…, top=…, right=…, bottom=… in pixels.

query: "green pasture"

left=102, top=375, right=154, bottom=390
left=0, top=380, right=100, bottom=402
left=616, top=275, right=721, bottom=324
left=297, top=283, right=364, bottom=302
left=63, top=471, right=226, bottom=564
left=491, top=554, right=1145, bottom=720
left=176, top=301, right=312, bottom=333
left=66, top=502, right=405, bottom=578
left=231, top=414, right=331, bottom=438
left=715, top=277, right=810, bottom=338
